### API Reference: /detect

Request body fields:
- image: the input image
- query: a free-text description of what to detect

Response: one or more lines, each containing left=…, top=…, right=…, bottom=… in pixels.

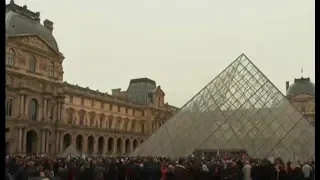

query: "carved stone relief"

left=19, top=76, right=28, bottom=88
left=305, top=102, right=314, bottom=112
left=20, top=36, right=49, bottom=52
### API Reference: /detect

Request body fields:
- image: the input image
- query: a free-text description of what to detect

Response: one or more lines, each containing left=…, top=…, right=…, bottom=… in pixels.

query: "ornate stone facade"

left=285, top=78, right=315, bottom=125
left=5, top=1, right=177, bottom=156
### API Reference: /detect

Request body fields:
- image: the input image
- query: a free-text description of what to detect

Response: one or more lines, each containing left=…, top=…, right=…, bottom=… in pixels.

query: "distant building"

left=5, top=1, right=178, bottom=156
left=285, top=77, right=315, bottom=124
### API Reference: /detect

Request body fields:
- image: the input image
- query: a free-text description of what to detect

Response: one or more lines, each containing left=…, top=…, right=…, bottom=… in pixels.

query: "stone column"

left=41, top=130, right=46, bottom=153
left=22, top=128, right=26, bottom=154
left=43, top=99, right=47, bottom=119
left=93, top=140, right=97, bottom=155
left=112, top=138, right=117, bottom=155
left=23, top=95, right=28, bottom=115
left=130, top=140, right=134, bottom=153
left=83, top=136, right=88, bottom=154
left=72, top=135, right=76, bottom=148
left=57, top=102, right=60, bottom=121
left=60, top=132, right=64, bottom=153
left=55, top=131, right=60, bottom=153
left=19, top=95, right=24, bottom=114
left=46, top=130, right=50, bottom=154
left=103, top=138, right=107, bottom=155
left=128, top=140, right=133, bottom=153
left=17, top=128, right=22, bottom=153
left=121, top=139, right=125, bottom=154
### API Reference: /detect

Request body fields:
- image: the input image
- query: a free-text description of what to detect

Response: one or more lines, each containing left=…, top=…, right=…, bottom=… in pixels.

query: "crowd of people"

left=5, top=154, right=315, bottom=180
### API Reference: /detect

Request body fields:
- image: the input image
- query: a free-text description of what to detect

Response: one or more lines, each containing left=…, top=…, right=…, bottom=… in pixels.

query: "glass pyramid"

left=131, top=54, right=314, bottom=161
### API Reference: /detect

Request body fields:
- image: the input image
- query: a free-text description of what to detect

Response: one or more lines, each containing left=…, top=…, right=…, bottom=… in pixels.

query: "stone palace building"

left=285, top=77, right=315, bottom=125
left=5, top=1, right=178, bottom=156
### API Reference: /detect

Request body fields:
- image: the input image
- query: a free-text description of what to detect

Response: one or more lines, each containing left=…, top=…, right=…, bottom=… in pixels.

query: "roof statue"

left=61, top=145, right=80, bottom=157
left=131, top=54, right=314, bottom=162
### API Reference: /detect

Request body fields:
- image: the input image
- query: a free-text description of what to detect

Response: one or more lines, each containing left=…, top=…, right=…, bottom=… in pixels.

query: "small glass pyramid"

left=131, top=54, right=314, bottom=161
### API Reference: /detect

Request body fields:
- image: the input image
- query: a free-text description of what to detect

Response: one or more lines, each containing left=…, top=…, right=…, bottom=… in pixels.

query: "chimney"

left=112, top=88, right=121, bottom=96
left=43, top=19, right=53, bottom=33
left=286, top=81, right=290, bottom=91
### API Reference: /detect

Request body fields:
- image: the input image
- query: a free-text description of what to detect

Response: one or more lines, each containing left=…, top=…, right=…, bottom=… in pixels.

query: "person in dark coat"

left=129, top=159, right=143, bottom=180
left=165, top=165, right=176, bottom=180
left=174, top=158, right=188, bottom=180
left=25, top=161, right=40, bottom=178
left=117, top=161, right=127, bottom=180
left=198, top=164, right=211, bottom=180
left=210, top=162, right=222, bottom=180
left=104, top=161, right=118, bottom=180
left=278, top=164, right=288, bottom=180
left=79, top=162, right=93, bottom=180
left=293, top=165, right=304, bottom=180
left=150, top=160, right=162, bottom=180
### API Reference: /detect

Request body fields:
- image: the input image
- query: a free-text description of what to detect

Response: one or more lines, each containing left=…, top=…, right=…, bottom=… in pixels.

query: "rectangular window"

left=142, top=110, right=144, bottom=116
left=70, top=96, right=73, bottom=103
left=126, top=108, right=128, bottom=114
left=109, top=104, right=113, bottom=111
left=133, top=110, right=135, bottom=115
left=118, top=106, right=121, bottom=112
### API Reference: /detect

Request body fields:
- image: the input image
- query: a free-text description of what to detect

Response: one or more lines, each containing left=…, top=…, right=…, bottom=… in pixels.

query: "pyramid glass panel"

left=131, top=54, right=315, bottom=161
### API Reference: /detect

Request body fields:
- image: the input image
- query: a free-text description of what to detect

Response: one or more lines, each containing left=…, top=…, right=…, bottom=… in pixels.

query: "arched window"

left=99, top=120, right=103, bottom=128
left=90, top=117, right=94, bottom=126
left=6, top=98, right=13, bottom=117
left=6, top=48, right=15, bottom=66
left=99, top=116, right=104, bottom=128
left=109, top=118, right=113, bottom=129
left=49, top=105, right=54, bottom=120
left=79, top=113, right=84, bottom=125
left=141, top=123, right=145, bottom=133
left=131, top=122, right=136, bottom=132
left=28, top=99, right=38, bottom=121
left=29, top=55, right=36, bottom=72
left=67, top=112, right=73, bottom=124
left=48, top=62, right=54, bottom=77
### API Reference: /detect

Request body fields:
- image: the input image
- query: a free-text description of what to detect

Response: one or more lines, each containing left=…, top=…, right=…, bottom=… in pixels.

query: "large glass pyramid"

left=131, top=54, right=314, bottom=161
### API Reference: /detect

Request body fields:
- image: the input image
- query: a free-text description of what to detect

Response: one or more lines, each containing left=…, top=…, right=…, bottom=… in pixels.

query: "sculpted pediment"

left=290, top=93, right=314, bottom=101
left=10, top=35, right=61, bottom=56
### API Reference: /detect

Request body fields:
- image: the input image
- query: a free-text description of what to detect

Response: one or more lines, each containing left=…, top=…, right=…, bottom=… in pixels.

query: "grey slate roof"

left=286, top=77, right=315, bottom=97
left=6, top=1, right=59, bottom=52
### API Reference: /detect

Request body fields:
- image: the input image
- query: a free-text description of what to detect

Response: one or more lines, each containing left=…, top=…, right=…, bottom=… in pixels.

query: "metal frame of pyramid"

left=131, top=54, right=314, bottom=161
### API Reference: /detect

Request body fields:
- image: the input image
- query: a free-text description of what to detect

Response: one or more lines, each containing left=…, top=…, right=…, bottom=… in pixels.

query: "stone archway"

left=133, top=139, right=138, bottom=150
left=76, top=135, right=84, bottom=153
left=26, top=130, right=38, bottom=155
left=87, top=136, right=94, bottom=154
left=108, top=138, right=113, bottom=154
left=63, top=134, right=72, bottom=151
left=116, top=138, right=122, bottom=154
left=98, top=136, right=104, bottom=154
left=125, top=139, right=130, bottom=154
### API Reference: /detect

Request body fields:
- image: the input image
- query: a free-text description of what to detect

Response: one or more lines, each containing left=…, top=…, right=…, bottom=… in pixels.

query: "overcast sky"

left=9, top=0, right=315, bottom=107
